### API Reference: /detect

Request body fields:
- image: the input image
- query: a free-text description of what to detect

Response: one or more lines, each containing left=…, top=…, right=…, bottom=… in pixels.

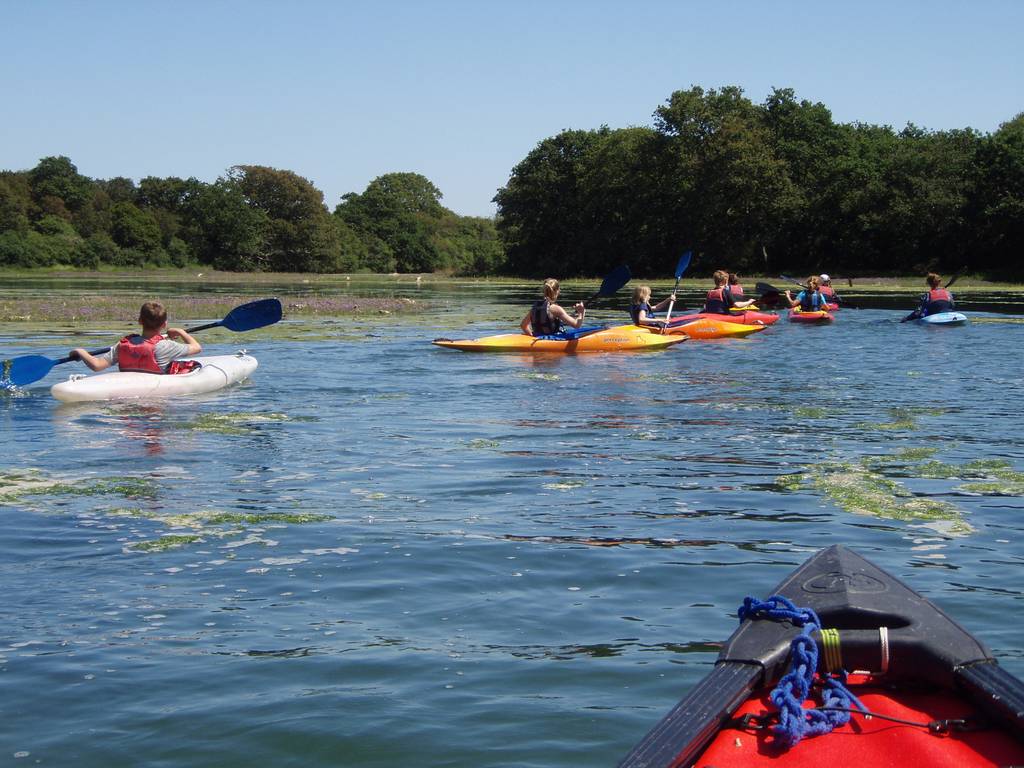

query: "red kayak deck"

left=695, top=681, right=1024, bottom=768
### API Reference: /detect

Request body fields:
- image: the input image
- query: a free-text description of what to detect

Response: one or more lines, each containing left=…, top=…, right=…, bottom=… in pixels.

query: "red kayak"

left=789, top=309, right=834, bottom=324
left=618, top=545, right=1024, bottom=768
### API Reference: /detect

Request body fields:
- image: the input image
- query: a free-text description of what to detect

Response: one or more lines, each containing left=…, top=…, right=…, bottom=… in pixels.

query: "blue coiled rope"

left=738, top=595, right=869, bottom=748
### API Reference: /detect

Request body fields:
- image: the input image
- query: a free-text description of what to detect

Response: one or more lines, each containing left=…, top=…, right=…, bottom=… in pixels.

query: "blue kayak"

left=916, top=312, right=967, bottom=326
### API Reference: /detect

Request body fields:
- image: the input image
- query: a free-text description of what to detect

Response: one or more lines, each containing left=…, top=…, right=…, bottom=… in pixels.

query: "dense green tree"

left=98, top=176, right=137, bottom=204
left=180, top=180, right=268, bottom=271
left=28, top=156, right=92, bottom=213
left=973, top=113, right=1024, bottom=275
left=229, top=165, right=342, bottom=271
left=109, top=202, right=163, bottom=253
left=433, top=215, right=504, bottom=275
left=0, top=174, right=31, bottom=234
left=494, top=129, right=607, bottom=276
left=336, top=173, right=447, bottom=272
left=137, top=176, right=197, bottom=211
left=654, top=86, right=796, bottom=272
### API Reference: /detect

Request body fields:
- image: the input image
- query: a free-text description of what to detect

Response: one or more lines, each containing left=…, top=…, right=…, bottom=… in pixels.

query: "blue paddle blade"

left=597, top=265, right=631, bottom=297
left=220, top=298, right=283, bottom=332
left=675, top=251, right=692, bottom=280
left=4, top=355, right=57, bottom=387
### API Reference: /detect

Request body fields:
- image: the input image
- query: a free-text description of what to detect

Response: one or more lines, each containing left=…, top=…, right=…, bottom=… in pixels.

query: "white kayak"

left=51, top=353, right=258, bottom=403
left=916, top=312, right=968, bottom=326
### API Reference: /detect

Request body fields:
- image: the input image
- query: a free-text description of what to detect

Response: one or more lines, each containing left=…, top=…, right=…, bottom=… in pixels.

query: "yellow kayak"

left=432, top=325, right=687, bottom=353
left=665, top=317, right=767, bottom=340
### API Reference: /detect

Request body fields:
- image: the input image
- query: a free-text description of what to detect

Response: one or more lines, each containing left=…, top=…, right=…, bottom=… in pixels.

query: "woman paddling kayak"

left=520, top=278, right=587, bottom=336
left=70, top=301, right=202, bottom=375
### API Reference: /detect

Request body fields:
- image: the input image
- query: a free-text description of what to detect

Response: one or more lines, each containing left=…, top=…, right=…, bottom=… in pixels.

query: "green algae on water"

left=179, top=411, right=306, bottom=435
left=858, top=408, right=918, bottom=431
left=774, top=473, right=806, bottom=492
left=467, top=439, right=500, bottom=450
left=958, top=481, right=1024, bottom=495
left=203, top=511, right=331, bottom=525
left=0, top=472, right=157, bottom=502
left=893, top=447, right=940, bottom=461
left=775, top=457, right=971, bottom=535
left=812, top=462, right=970, bottom=535
left=793, top=406, right=828, bottom=419
left=857, top=406, right=949, bottom=432
left=543, top=480, right=586, bottom=491
left=128, top=534, right=205, bottom=552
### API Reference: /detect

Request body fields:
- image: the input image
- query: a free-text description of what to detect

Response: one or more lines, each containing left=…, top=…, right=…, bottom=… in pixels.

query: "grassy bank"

left=2, top=268, right=1022, bottom=324
left=0, top=293, right=427, bottom=323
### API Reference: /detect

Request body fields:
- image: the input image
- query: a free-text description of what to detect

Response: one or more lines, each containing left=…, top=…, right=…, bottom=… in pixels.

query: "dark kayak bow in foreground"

left=619, top=545, right=1024, bottom=768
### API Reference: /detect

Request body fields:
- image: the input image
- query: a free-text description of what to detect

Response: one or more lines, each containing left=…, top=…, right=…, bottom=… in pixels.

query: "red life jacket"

left=704, top=287, right=731, bottom=314
left=729, top=284, right=744, bottom=297
left=820, top=285, right=835, bottom=298
left=929, top=288, right=951, bottom=302
left=117, top=334, right=165, bottom=373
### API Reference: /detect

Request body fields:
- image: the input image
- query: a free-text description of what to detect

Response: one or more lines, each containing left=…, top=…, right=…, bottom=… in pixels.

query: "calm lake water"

left=2, top=278, right=1023, bottom=767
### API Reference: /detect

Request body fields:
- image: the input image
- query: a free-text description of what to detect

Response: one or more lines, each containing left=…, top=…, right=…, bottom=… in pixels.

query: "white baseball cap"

left=820, top=274, right=830, bottom=281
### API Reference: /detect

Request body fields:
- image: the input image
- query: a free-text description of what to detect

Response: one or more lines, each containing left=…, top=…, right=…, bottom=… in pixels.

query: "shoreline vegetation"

left=0, top=291, right=426, bottom=323
left=1, top=269, right=1022, bottom=324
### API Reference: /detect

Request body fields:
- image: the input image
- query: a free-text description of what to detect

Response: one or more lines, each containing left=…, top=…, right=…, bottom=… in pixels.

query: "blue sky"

left=2, top=1, right=1021, bottom=217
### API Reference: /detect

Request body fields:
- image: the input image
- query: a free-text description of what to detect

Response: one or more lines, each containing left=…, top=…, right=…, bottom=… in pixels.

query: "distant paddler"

left=703, top=270, right=756, bottom=315
left=903, top=272, right=958, bottom=322
left=784, top=275, right=831, bottom=311
left=818, top=273, right=843, bottom=308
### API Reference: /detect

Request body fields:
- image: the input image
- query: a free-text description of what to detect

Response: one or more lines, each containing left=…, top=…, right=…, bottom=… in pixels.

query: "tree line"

left=0, top=161, right=504, bottom=274
left=495, top=86, right=1024, bottom=279
left=2, top=85, right=1021, bottom=278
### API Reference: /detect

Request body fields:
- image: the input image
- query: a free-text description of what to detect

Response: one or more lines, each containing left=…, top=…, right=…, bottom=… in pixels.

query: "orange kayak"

left=432, top=325, right=687, bottom=353
left=665, top=317, right=767, bottom=340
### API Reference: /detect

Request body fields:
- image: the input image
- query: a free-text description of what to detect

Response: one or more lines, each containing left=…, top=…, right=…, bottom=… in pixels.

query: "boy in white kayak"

left=70, top=301, right=202, bottom=374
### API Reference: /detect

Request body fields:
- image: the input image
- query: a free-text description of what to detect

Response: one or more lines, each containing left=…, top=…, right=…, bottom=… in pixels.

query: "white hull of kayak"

left=916, top=312, right=967, bottom=326
left=51, top=354, right=258, bottom=403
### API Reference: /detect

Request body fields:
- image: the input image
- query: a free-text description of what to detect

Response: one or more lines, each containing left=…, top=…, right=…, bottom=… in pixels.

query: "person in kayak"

left=904, top=273, right=956, bottom=320
left=819, top=274, right=841, bottom=307
left=727, top=273, right=745, bottom=298
left=520, top=278, right=586, bottom=336
left=629, top=285, right=676, bottom=327
left=703, top=270, right=756, bottom=314
left=70, top=301, right=202, bottom=373
left=784, top=276, right=830, bottom=312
